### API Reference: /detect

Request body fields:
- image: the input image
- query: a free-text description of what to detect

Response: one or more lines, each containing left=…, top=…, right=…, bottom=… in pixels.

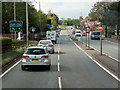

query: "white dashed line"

left=58, top=77, right=62, bottom=90
left=58, top=55, right=60, bottom=61
left=58, top=62, right=60, bottom=72
left=71, top=39, right=120, bottom=82
left=0, top=60, right=21, bottom=78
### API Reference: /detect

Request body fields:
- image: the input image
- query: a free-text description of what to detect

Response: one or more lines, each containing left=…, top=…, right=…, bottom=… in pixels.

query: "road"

left=70, top=29, right=118, bottom=60
left=80, top=36, right=118, bottom=60
left=2, top=30, right=118, bottom=88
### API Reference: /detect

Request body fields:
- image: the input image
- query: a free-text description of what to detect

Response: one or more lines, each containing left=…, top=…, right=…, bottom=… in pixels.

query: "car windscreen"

left=40, top=41, right=51, bottom=44
left=25, top=48, right=46, bottom=55
left=76, top=31, right=80, bottom=33
left=94, top=32, right=100, bottom=35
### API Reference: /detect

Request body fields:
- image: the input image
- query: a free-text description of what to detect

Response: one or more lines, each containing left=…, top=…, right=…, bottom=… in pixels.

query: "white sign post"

left=87, top=26, right=90, bottom=49
left=98, top=25, right=103, bottom=56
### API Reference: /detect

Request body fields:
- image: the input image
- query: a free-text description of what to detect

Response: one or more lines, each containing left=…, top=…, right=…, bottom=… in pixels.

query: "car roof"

left=39, top=40, right=52, bottom=42
left=27, top=46, right=45, bottom=49
left=93, top=31, right=100, bottom=32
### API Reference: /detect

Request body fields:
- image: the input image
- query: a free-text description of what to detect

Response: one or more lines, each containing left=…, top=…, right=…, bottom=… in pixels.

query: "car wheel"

left=21, top=65, right=25, bottom=70
left=55, top=41, right=57, bottom=44
left=52, top=50, right=54, bottom=54
left=47, top=65, right=51, bottom=70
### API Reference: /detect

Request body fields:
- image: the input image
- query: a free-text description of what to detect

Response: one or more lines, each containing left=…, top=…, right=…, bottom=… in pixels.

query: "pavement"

left=1, top=30, right=119, bottom=89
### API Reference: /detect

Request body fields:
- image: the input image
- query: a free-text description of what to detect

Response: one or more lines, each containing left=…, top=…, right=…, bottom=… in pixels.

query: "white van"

left=46, top=31, right=57, bottom=44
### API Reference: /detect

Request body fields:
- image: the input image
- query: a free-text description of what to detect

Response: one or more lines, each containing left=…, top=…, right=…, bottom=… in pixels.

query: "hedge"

left=0, top=37, right=12, bottom=53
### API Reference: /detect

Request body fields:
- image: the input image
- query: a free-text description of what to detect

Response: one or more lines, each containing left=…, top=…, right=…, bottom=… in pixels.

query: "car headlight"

left=44, top=59, right=48, bottom=62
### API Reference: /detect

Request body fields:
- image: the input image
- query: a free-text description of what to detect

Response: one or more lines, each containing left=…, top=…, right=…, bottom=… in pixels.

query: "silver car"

left=38, top=40, right=54, bottom=54
left=21, top=46, right=51, bottom=70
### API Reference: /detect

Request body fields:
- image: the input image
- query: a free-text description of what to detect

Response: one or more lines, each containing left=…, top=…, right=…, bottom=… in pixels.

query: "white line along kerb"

left=0, top=60, right=21, bottom=78
left=71, top=39, right=120, bottom=82
left=58, top=77, right=62, bottom=89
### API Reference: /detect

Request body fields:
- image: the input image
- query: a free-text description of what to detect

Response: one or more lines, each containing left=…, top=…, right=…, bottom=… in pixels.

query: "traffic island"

left=70, top=35, right=119, bottom=77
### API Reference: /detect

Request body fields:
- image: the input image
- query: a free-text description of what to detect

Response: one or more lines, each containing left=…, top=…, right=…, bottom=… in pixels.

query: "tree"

left=47, top=10, right=59, bottom=30
left=2, top=2, right=48, bottom=34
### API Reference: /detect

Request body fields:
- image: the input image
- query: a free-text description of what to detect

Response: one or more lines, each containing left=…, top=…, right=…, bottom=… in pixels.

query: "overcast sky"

left=31, top=0, right=102, bottom=20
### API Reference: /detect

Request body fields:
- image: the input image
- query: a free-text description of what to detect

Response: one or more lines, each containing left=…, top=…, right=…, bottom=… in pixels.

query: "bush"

left=0, top=37, right=12, bottom=53
left=12, top=40, right=25, bottom=49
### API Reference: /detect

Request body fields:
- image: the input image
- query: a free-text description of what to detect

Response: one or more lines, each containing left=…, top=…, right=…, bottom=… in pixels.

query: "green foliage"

left=2, top=2, right=48, bottom=34
left=47, top=11, right=58, bottom=30
left=87, top=2, right=120, bottom=29
left=61, top=16, right=83, bottom=26
left=0, top=37, right=12, bottom=52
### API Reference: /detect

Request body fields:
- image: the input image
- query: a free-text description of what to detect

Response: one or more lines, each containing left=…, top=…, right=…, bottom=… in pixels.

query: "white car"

left=75, top=30, right=81, bottom=36
left=38, top=40, right=54, bottom=54
left=21, top=46, right=51, bottom=70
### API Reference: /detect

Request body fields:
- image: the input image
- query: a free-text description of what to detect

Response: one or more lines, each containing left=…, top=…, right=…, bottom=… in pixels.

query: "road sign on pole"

left=87, top=26, right=90, bottom=31
left=98, top=25, right=103, bottom=31
left=98, top=25, right=103, bottom=55
left=87, top=26, right=90, bottom=49
left=9, top=21, right=23, bottom=32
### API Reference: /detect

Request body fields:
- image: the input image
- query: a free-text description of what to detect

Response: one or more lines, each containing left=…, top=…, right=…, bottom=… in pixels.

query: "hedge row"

left=1, top=37, right=26, bottom=53
left=0, top=37, right=12, bottom=53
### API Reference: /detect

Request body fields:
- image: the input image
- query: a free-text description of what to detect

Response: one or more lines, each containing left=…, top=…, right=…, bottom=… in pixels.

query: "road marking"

left=80, top=38, right=119, bottom=62
left=0, top=60, right=21, bottom=78
left=71, top=39, right=120, bottom=82
left=90, top=46, right=120, bottom=63
left=104, top=40, right=118, bottom=44
left=58, top=55, right=60, bottom=61
left=58, top=62, right=60, bottom=72
left=58, top=77, right=62, bottom=90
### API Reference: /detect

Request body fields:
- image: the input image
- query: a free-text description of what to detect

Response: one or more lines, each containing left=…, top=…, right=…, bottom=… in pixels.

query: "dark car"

left=91, top=31, right=100, bottom=40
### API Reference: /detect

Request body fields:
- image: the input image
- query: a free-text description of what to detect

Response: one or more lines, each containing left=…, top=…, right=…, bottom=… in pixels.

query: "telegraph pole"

left=39, top=0, right=41, bottom=37
left=14, top=0, right=16, bottom=39
left=26, top=0, right=29, bottom=46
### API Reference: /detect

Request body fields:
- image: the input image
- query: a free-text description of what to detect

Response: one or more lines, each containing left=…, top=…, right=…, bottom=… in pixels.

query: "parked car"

left=21, top=46, right=51, bottom=70
left=46, top=31, right=57, bottom=44
left=38, top=40, right=54, bottom=54
left=75, top=30, right=81, bottom=36
left=91, top=31, right=100, bottom=40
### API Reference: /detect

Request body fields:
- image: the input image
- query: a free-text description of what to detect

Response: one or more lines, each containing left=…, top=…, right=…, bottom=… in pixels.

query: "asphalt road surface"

left=2, top=30, right=118, bottom=89
left=80, top=35, right=118, bottom=60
